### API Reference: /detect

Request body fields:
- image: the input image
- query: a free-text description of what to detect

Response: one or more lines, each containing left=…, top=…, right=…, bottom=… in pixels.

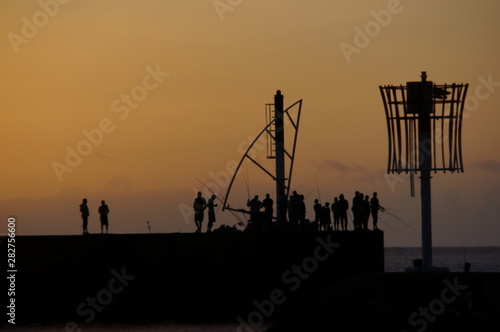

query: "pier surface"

left=5, top=231, right=383, bottom=325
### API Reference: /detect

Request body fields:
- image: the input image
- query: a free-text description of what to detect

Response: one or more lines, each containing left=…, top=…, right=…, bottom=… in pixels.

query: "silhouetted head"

left=197, top=191, right=202, bottom=198
left=355, top=191, right=359, bottom=195
left=266, top=193, right=270, bottom=198
left=83, top=198, right=87, bottom=203
left=211, top=194, right=216, bottom=199
left=365, top=195, right=369, bottom=200
left=254, top=195, right=259, bottom=200
left=339, top=194, right=344, bottom=198
left=101, top=200, right=105, bottom=205
left=325, top=202, right=330, bottom=207
left=373, top=192, right=377, bottom=197
left=293, top=191, right=297, bottom=196
left=314, top=199, right=318, bottom=203
left=334, top=197, right=338, bottom=202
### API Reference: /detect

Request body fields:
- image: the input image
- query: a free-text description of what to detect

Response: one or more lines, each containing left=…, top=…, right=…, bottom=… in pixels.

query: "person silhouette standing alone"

left=193, top=191, right=207, bottom=233
left=98, top=200, right=110, bottom=234
left=80, top=198, right=90, bottom=235
left=207, top=194, right=218, bottom=233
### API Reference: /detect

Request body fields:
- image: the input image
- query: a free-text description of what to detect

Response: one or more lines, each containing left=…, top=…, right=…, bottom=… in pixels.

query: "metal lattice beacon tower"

left=379, top=72, right=468, bottom=269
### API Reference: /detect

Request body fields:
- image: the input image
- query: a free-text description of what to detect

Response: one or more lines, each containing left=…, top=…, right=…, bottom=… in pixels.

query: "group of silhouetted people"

left=79, top=198, right=110, bottom=235
left=193, top=191, right=385, bottom=233
left=193, top=191, right=218, bottom=233
left=352, top=191, right=385, bottom=231
left=315, top=191, right=384, bottom=232
left=192, top=190, right=384, bottom=232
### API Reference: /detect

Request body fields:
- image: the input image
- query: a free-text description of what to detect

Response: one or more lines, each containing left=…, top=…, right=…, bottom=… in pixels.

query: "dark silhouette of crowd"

left=222, top=190, right=384, bottom=232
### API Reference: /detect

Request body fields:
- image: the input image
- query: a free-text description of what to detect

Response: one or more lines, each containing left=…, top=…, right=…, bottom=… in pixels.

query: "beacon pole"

left=417, top=72, right=433, bottom=268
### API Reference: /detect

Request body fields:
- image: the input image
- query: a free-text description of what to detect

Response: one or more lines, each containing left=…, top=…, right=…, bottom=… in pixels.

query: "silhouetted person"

left=98, top=200, right=110, bottom=234
left=207, top=194, right=218, bottom=232
left=288, top=191, right=300, bottom=226
left=263, top=193, right=273, bottom=224
left=193, top=191, right=207, bottom=233
left=322, top=202, right=331, bottom=231
left=314, top=199, right=322, bottom=230
left=352, top=191, right=362, bottom=230
left=331, top=197, right=340, bottom=231
left=338, top=194, right=349, bottom=231
left=362, top=195, right=370, bottom=230
left=299, top=195, right=306, bottom=224
left=80, top=198, right=89, bottom=235
left=370, top=192, right=384, bottom=230
left=247, top=195, right=263, bottom=225
left=277, top=190, right=288, bottom=223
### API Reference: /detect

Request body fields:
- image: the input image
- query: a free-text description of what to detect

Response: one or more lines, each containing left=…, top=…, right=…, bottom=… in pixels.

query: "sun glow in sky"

left=1, top=0, right=500, bottom=246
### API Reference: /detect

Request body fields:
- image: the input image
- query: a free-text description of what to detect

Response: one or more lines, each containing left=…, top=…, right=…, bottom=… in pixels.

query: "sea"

left=4, top=247, right=499, bottom=332
left=384, top=246, right=500, bottom=272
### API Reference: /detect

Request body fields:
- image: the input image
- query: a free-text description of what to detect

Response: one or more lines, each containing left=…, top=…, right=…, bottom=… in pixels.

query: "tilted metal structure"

left=379, top=72, right=468, bottom=268
left=223, top=90, right=302, bottom=222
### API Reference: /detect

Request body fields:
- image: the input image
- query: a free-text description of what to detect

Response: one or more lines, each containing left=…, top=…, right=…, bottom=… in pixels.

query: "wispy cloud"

left=472, top=160, right=500, bottom=172
left=317, top=159, right=366, bottom=173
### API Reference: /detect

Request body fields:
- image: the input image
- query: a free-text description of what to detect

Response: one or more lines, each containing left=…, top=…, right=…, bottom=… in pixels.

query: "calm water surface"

left=385, top=246, right=500, bottom=272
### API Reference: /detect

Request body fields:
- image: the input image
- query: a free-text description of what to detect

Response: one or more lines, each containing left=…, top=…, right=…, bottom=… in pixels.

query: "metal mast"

left=274, top=90, right=286, bottom=221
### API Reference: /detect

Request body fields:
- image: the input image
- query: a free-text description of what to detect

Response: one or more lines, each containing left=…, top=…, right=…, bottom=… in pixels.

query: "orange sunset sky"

left=1, top=0, right=500, bottom=246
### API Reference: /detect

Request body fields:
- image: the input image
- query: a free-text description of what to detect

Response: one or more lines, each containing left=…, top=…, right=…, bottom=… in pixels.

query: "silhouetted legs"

left=340, top=214, right=347, bottom=231
left=333, top=214, right=339, bottom=231
left=372, top=211, right=378, bottom=230
left=82, top=216, right=89, bottom=235
left=207, top=211, right=215, bottom=233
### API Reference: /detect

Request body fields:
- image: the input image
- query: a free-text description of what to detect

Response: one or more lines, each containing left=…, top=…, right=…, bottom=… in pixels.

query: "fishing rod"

left=382, top=208, right=420, bottom=234
left=314, top=173, right=322, bottom=204
left=245, top=168, right=251, bottom=199
left=377, top=216, right=395, bottom=232
left=304, top=190, right=315, bottom=199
